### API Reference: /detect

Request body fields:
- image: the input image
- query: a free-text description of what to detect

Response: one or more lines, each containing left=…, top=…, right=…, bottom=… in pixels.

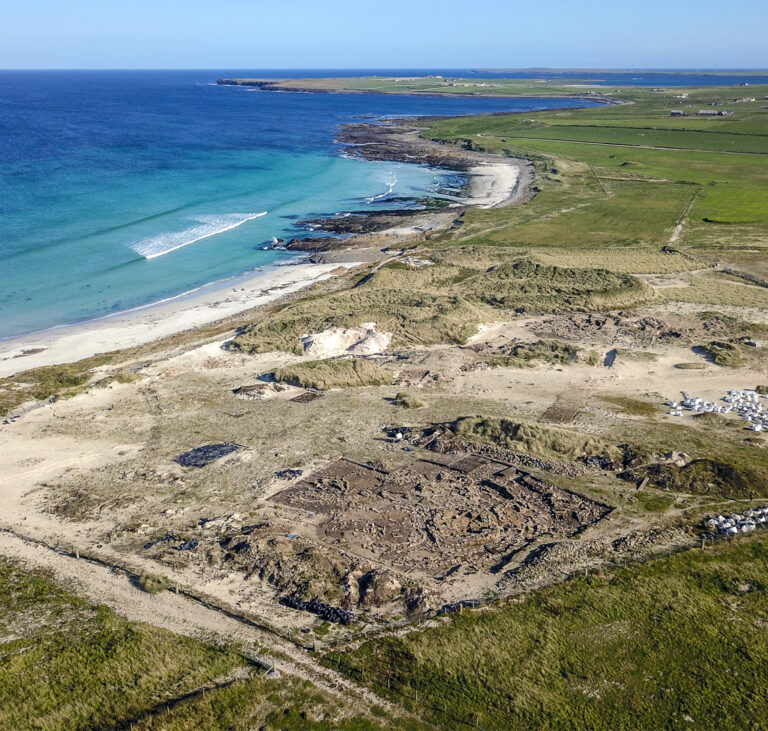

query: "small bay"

left=0, top=70, right=595, bottom=338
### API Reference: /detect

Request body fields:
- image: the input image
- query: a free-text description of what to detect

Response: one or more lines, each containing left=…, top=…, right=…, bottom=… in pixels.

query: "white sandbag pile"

left=667, top=389, right=768, bottom=432
left=704, top=507, right=768, bottom=536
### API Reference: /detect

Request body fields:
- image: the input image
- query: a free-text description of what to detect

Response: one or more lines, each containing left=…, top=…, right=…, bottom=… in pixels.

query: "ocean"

left=0, top=70, right=600, bottom=338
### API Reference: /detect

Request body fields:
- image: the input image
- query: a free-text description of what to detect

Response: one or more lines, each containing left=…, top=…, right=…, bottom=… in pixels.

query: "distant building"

left=670, top=109, right=685, bottom=116
left=675, top=93, right=689, bottom=99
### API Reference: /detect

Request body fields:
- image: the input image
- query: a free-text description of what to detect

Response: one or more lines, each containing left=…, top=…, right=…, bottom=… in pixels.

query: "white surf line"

left=135, top=212, right=268, bottom=259
left=366, top=174, right=398, bottom=204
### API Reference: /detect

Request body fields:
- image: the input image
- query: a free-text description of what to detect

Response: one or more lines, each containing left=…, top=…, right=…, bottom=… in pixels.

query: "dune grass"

left=233, top=251, right=650, bottom=355
left=452, top=416, right=623, bottom=463
left=0, top=354, right=116, bottom=415
left=701, top=340, right=744, bottom=367
left=662, top=273, right=768, bottom=308
left=274, top=358, right=393, bottom=390
left=392, top=392, right=426, bottom=409
left=626, top=458, right=757, bottom=499
left=233, top=288, right=487, bottom=355
left=489, top=339, right=581, bottom=368
left=326, top=535, right=768, bottom=730
left=0, top=558, right=245, bottom=730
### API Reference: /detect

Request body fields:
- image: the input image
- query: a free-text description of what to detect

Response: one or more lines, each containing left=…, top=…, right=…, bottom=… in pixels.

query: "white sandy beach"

left=381, top=159, right=524, bottom=239
left=467, top=162, right=521, bottom=208
left=0, top=261, right=357, bottom=378
left=0, top=159, right=523, bottom=380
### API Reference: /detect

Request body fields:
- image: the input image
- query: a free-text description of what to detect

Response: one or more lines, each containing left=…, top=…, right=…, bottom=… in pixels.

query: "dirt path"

left=669, top=186, right=702, bottom=244
left=0, top=529, right=410, bottom=722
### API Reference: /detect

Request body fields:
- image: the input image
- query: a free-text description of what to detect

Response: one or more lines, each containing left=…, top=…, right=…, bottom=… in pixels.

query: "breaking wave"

left=365, top=173, right=397, bottom=204
left=132, top=212, right=268, bottom=259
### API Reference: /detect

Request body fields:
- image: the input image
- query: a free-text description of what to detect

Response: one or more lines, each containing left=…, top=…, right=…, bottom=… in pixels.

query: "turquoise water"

left=0, top=71, right=598, bottom=338
left=2, top=148, right=440, bottom=336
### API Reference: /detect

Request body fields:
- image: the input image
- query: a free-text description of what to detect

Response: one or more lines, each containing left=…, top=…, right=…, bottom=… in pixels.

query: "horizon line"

left=2, top=67, right=768, bottom=73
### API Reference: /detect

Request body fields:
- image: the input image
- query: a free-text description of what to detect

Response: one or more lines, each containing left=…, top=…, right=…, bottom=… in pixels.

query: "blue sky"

left=2, top=0, right=766, bottom=69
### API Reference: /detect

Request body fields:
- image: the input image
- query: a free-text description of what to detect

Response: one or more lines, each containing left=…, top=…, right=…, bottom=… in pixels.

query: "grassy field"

left=326, top=535, right=768, bottom=730
left=423, top=84, right=768, bottom=266
left=0, top=558, right=243, bottom=730
left=222, top=76, right=623, bottom=98
left=0, top=558, right=404, bottom=730
left=223, top=75, right=768, bottom=105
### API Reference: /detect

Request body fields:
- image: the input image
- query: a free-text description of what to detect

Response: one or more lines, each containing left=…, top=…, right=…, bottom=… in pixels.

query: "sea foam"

left=365, top=173, right=397, bottom=204
left=132, top=212, right=267, bottom=259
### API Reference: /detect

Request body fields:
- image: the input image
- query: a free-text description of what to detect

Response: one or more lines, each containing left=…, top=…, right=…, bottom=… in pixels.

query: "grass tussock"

left=614, top=349, right=659, bottom=363
left=392, top=392, right=426, bottom=409
left=325, top=536, right=768, bottom=730
left=137, top=571, right=169, bottom=595
left=452, top=416, right=622, bottom=463
left=274, top=358, right=393, bottom=390
left=702, top=340, right=744, bottom=367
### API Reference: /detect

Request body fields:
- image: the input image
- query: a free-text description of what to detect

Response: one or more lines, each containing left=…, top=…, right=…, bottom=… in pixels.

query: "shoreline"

left=2, top=114, right=532, bottom=378
left=0, top=261, right=359, bottom=377
left=216, top=78, right=620, bottom=105
left=336, top=119, right=535, bottom=206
